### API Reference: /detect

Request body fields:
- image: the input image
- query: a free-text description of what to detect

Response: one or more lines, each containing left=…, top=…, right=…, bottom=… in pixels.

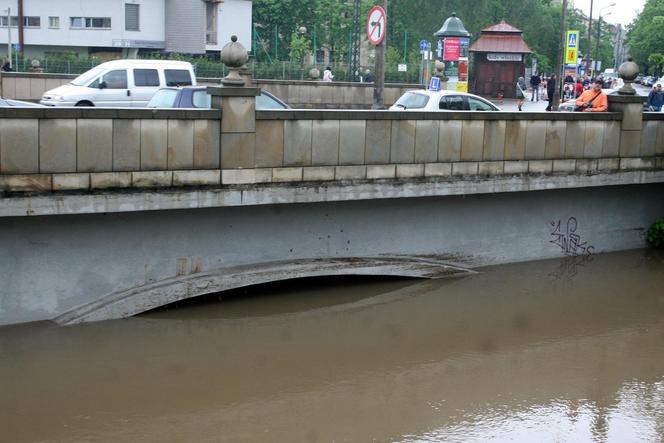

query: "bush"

left=646, top=217, right=664, bottom=248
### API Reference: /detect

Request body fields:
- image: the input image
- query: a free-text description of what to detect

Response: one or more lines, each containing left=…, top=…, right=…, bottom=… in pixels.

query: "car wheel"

left=75, top=101, right=94, bottom=107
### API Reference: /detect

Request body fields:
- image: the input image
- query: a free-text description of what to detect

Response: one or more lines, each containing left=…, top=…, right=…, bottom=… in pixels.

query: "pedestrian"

left=647, top=83, right=664, bottom=112
left=530, top=72, right=541, bottom=101
left=1, top=57, right=11, bottom=72
left=546, top=74, right=556, bottom=111
left=574, top=79, right=608, bottom=112
left=575, top=78, right=584, bottom=98
left=323, top=66, right=334, bottom=82
left=516, top=76, right=527, bottom=111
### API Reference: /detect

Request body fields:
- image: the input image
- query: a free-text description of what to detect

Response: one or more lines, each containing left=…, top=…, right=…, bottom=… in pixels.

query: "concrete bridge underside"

left=1, top=183, right=662, bottom=326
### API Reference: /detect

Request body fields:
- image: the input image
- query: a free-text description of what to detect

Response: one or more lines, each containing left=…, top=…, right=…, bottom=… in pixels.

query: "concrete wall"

left=1, top=184, right=662, bottom=325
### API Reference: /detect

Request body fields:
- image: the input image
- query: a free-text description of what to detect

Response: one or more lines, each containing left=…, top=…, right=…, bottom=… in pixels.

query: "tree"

left=627, top=0, right=664, bottom=73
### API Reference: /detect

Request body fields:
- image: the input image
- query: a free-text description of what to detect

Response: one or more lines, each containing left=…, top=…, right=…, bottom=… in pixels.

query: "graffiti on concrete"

left=549, top=217, right=595, bottom=257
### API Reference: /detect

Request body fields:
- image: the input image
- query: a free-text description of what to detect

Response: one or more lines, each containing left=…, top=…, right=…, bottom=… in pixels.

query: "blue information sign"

left=419, top=40, right=429, bottom=51
left=429, top=77, right=441, bottom=91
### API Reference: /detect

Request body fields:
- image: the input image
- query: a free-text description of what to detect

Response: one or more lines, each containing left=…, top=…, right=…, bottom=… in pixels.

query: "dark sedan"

left=147, top=86, right=290, bottom=109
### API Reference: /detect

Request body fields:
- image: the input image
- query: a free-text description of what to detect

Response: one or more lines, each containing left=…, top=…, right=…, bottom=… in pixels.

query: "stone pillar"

left=608, top=95, right=645, bottom=157
left=208, top=86, right=260, bottom=168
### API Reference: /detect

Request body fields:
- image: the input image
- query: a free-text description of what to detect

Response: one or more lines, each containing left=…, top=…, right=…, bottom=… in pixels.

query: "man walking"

left=546, top=74, right=556, bottom=111
left=530, top=73, right=541, bottom=101
left=647, top=84, right=664, bottom=112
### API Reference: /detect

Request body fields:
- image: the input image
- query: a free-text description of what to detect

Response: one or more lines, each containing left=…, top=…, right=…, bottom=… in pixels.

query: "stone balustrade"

left=0, top=86, right=663, bottom=194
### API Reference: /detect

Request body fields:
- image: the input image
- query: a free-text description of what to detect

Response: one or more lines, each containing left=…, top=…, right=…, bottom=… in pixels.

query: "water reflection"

left=1, top=250, right=663, bottom=442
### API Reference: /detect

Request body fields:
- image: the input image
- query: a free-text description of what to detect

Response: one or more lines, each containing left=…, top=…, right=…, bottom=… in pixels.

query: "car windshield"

left=257, top=92, right=288, bottom=109
left=394, top=92, right=429, bottom=109
left=69, top=67, right=106, bottom=86
left=147, top=89, right=179, bottom=108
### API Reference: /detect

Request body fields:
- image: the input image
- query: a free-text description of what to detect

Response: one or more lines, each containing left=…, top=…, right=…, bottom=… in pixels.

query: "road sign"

left=419, top=40, right=429, bottom=51
left=429, top=77, right=441, bottom=91
left=565, top=30, right=579, bottom=65
left=367, top=6, right=387, bottom=46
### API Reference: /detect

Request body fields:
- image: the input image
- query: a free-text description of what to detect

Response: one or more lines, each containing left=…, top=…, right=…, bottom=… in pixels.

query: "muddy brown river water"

left=1, top=249, right=663, bottom=442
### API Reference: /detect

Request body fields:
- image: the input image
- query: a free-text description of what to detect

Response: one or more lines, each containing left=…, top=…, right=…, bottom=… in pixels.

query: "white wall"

left=0, top=0, right=164, bottom=50
left=208, top=0, right=252, bottom=52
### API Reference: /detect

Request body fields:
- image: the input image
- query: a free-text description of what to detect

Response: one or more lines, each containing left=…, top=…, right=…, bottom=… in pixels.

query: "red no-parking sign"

left=367, top=6, right=387, bottom=46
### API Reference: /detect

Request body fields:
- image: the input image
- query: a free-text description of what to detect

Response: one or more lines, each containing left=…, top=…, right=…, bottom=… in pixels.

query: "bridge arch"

left=54, top=256, right=474, bottom=325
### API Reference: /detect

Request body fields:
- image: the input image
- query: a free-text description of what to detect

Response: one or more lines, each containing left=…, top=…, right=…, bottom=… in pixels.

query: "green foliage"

left=647, top=218, right=664, bottom=248
left=289, top=32, right=311, bottom=62
left=628, top=0, right=664, bottom=73
left=648, top=53, right=664, bottom=76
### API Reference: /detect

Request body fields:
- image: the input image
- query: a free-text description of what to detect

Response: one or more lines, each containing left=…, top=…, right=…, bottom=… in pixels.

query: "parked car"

left=40, top=59, right=196, bottom=107
left=389, top=90, right=501, bottom=111
left=147, top=86, right=290, bottom=110
left=0, top=98, right=45, bottom=107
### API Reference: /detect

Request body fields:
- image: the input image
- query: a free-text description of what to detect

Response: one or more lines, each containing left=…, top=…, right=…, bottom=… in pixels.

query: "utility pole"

left=552, top=0, right=567, bottom=111
left=586, top=0, right=593, bottom=76
left=350, top=0, right=361, bottom=82
left=18, top=0, right=24, bottom=58
left=5, top=7, right=11, bottom=69
left=373, top=0, right=387, bottom=109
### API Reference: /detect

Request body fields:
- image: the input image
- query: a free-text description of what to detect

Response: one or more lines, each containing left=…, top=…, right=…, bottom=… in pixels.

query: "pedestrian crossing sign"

left=565, top=31, right=579, bottom=65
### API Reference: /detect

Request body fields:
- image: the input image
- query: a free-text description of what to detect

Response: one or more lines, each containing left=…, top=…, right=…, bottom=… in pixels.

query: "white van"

left=40, top=59, right=197, bottom=107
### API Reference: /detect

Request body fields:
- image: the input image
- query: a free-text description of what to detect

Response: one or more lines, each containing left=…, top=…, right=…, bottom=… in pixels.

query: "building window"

left=70, top=17, right=111, bottom=29
left=24, top=16, right=40, bottom=27
left=125, top=4, right=140, bottom=31
left=49, top=16, right=60, bottom=29
left=0, top=16, right=39, bottom=27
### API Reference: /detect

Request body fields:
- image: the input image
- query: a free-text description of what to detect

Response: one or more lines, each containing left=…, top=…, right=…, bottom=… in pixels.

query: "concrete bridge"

left=1, top=85, right=663, bottom=326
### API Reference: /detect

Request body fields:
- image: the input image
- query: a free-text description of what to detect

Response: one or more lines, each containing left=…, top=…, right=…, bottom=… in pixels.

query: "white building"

left=0, top=0, right=252, bottom=58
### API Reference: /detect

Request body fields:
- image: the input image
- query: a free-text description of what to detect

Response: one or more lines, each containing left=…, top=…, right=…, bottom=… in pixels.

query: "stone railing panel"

left=168, top=120, right=195, bottom=169
left=602, top=121, right=621, bottom=157
left=312, top=120, right=340, bottom=166
left=545, top=121, right=566, bottom=159
left=565, top=121, right=586, bottom=159
left=641, top=121, right=658, bottom=157
left=461, top=121, right=484, bottom=161
left=0, top=119, right=39, bottom=174
left=284, top=120, right=313, bottom=167
left=365, top=120, right=391, bottom=164
left=141, top=120, right=168, bottom=170
left=194, top=120, right=221, bottom=169
left=113, top=120, right=141, bottom=171
left=78, top=119, right=113, bottom=172
left=483, top=120, right=507, bottom=161
left=390, top=120, right=416, bottom=163
left=583, top=121, right=604, bottom=158
left=524, top=121, right=546, bottom=159
left=255, top=120, right=284, bottom=167
left=414, top=120, right=438, bottom=163
left=505, top=120, right=527, bottom=160
left=339, top=120, right=366, bottom=165
left=438, top=121, right=462, bottom=162
left=40, top=119, right=77, bottom=173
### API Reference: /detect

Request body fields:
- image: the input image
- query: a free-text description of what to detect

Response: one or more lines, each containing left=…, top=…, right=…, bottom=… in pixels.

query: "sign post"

left=367, top=3, right=387, bottom=109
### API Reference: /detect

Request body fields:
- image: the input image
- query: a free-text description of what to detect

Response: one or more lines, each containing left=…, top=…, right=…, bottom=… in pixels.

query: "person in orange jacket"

left=575, top=79, right=608, bottom=112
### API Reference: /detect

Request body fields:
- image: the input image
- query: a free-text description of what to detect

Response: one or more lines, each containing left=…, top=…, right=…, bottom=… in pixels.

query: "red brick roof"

left=469, top=21, right=532, bottom=54
left=482, top=21, right=523, bottom=33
